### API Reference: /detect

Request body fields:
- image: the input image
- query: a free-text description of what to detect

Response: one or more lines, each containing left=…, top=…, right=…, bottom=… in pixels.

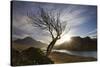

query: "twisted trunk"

left=46, top=36, right=59, bottom=56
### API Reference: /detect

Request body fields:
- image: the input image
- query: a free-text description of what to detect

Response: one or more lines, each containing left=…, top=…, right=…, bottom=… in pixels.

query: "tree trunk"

left=46, top=37, right=58, bottom=56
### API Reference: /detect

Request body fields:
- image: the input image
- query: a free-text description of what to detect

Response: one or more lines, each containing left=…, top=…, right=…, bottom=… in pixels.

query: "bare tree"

left=27, top=7, right=70, bottom=56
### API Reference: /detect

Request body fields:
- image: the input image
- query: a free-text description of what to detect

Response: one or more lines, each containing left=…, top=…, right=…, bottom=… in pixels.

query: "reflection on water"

left=53, top=50, right=97, bottom=58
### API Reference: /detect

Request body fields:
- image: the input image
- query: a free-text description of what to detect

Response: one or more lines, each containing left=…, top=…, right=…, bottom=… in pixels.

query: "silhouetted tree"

left=28, top=7, right=70, bottom=56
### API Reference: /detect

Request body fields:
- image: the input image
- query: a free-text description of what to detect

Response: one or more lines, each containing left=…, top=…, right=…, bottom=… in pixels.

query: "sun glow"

left=56, top=34, right=71, bottom=45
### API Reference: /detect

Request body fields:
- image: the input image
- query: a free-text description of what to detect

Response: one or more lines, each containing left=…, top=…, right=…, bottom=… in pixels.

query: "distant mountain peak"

left=23, top=37, right=35, bottom=41
left=13, top=37, right=47, bottom=49
left=14, top=37, right=36, bottom=44
left=24, top=37, right=33, bottom=40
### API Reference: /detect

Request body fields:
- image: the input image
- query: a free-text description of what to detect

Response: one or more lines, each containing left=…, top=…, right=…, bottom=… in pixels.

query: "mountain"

left=12, top=37, right=47, bottom=51
left=54, top=36, right=97, bottom=51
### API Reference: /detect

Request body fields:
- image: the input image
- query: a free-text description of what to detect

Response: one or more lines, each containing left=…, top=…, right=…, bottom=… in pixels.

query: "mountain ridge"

left=12, top=37, right=47, bottom=51
left=54, top=36, right=97, bottom=51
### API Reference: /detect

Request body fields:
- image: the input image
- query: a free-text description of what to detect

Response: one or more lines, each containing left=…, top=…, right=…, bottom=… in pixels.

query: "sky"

left=12, top=1, right=97, bottom=44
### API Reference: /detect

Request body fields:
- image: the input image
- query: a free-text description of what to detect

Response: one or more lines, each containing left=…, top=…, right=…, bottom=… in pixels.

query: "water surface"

left=53, top=50, right=97, bottom=58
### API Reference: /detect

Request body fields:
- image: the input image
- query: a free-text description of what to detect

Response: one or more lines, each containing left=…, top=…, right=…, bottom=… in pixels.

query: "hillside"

left=12, top=37, right=47, bottom=51
left=54, top=36, right=97, bottom=51
left=11, top=47, right=54, bottom=66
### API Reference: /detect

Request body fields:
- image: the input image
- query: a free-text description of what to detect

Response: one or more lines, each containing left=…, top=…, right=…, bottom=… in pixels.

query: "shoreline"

left=49, top=51, right=97, bottom=64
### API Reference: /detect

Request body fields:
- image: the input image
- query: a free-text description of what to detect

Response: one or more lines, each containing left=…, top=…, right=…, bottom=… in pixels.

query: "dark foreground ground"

left=49, top=51, right=97, bottom=64
left=11, top=47, right=97, bottom=66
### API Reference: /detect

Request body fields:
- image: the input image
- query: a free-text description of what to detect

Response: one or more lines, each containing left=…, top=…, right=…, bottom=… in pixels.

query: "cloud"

left=12, top=1, right=97, bottom=43
left=59, top=5, right=97, bottom=37
left=85, top=29, right=97, bottom=36
left=61, top=5, right=96, bottom=27
left=12, top=13, right=51, bottom=42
